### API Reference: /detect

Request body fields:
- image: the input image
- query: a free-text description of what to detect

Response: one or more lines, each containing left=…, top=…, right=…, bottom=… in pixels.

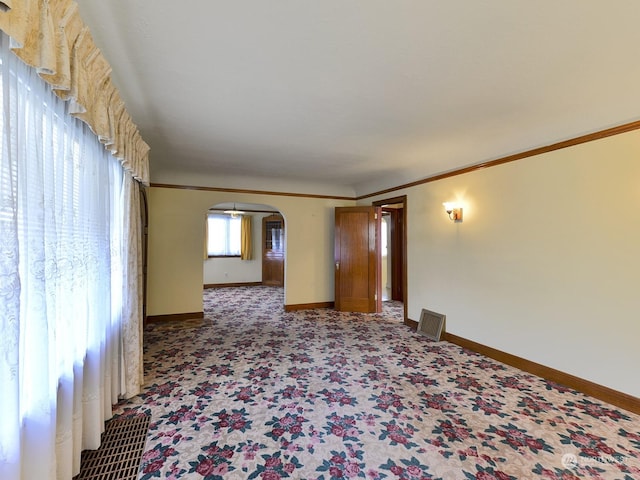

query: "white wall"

left=203, top=213, right=269, bottom=284
left=363, top=130, right=640, bottom=398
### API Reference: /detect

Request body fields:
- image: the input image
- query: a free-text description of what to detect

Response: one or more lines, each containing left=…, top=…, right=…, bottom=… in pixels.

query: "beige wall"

left=149, top=130, right=639, bottom=397
left=363, top=130, right=640, bottom=398
left=147, top=187, right=354, bottom=315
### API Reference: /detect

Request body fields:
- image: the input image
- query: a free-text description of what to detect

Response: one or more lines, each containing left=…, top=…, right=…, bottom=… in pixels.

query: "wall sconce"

left=443, top=202, right=463, bottom=222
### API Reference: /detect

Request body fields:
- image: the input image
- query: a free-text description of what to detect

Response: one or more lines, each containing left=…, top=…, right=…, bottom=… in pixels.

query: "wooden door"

left=334, top=206, right=381, bottom=313
left=262, top=214, right=284, bottom=286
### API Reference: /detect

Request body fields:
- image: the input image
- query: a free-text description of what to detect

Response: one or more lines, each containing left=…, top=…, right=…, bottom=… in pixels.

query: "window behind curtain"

left=207, top=213, right=241, bottom=257
left=0, top=33, right=129, bottom=479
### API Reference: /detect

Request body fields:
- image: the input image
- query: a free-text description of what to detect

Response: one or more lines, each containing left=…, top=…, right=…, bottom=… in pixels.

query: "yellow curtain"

left=204, top=214, right=210, bottom=260
left=241, top=215, right=253, bottom=260
left=0, top=0, right=150, bottom=184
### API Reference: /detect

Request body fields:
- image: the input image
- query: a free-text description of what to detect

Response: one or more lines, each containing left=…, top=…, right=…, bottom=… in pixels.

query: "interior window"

left=207, top=213, right=241, bottom=257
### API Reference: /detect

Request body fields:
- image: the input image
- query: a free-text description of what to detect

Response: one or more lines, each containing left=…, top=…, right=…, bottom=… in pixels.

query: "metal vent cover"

left=417, top=308, right=445, bottom=341
left=74, top=414, right=150, bottom=480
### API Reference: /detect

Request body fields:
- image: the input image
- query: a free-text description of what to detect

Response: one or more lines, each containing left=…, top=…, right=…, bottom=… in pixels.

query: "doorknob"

left=335, top=262, right=339, bottom=270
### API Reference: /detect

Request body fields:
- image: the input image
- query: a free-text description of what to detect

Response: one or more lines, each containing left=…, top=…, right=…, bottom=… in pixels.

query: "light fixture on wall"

left=223, top=203, right=245, bottom=218
left=443, top=202, right=463, bottom=222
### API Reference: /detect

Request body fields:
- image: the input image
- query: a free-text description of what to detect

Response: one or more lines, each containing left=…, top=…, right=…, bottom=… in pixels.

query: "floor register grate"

left=74, top=414, right=150, bottom=480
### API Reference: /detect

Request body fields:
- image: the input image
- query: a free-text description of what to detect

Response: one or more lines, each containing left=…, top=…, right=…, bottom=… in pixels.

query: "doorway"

left=373, top=196, right=407, bottom=322
left=204, top=203, right=284, bottom=292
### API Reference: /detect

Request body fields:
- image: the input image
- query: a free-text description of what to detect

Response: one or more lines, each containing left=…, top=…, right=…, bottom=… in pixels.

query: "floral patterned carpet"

left=116, top=286, right=640, bottom=479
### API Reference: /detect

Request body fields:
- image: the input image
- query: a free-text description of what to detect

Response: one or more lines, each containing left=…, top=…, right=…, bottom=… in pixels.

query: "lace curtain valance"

left=0, top=0, right=150, bottom=184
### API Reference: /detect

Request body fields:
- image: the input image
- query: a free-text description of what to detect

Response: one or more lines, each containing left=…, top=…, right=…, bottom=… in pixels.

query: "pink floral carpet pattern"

left=116, top=286, right=640, bottom=479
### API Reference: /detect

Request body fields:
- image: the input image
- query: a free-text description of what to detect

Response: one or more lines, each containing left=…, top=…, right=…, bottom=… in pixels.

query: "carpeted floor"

left=115, top=286, right=640, bottom=479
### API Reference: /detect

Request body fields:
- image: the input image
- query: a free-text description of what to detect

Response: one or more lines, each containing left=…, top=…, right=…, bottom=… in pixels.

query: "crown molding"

left=150, top=183, right=354, bottom=201
left=152, top=120, right=640, bottom=201
left=357, top=119, right=640, bottom=200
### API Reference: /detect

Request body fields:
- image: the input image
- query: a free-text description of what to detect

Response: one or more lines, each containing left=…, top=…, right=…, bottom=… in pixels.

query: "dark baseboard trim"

left=284, top=301, right=334, bottom=312
left=146, top=311, right=204, bottom=323
left=405, top=318, right=640, bottom=415
left=204, top=282, right=263, bottom=289
left=405, top=318, right=419, bottom=329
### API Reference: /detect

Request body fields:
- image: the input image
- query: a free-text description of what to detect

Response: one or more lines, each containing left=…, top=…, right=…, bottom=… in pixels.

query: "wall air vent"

left=417, top=308, right=445, bottom=341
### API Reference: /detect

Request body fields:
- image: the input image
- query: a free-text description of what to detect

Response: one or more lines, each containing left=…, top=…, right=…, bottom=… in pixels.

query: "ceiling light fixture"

left=223, top=203, right=245, bottom=218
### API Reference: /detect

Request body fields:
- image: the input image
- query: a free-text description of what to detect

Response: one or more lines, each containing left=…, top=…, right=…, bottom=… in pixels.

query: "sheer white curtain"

left=0, top=33, right=142, bottom=480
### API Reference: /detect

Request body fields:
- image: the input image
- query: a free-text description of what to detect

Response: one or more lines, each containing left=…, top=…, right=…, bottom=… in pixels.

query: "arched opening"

left=204, top=202, right=286, bottom=291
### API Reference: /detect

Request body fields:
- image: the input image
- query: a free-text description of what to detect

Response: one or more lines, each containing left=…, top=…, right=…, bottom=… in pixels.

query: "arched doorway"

left=204, top=202, right=285, bottom=288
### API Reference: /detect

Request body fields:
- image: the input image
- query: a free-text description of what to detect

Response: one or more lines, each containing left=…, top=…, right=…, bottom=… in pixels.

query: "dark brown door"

left=262, top=214, right=284, bottom=286
left=334, top=206, right=381, bottom=313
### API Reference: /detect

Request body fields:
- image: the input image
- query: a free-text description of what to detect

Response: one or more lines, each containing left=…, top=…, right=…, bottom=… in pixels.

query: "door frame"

left=372, top=195, right=408, bottom=323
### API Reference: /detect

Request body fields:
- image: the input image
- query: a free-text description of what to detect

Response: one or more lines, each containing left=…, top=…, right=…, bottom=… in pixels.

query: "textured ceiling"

left=75, top=1, right=640, bottom=195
